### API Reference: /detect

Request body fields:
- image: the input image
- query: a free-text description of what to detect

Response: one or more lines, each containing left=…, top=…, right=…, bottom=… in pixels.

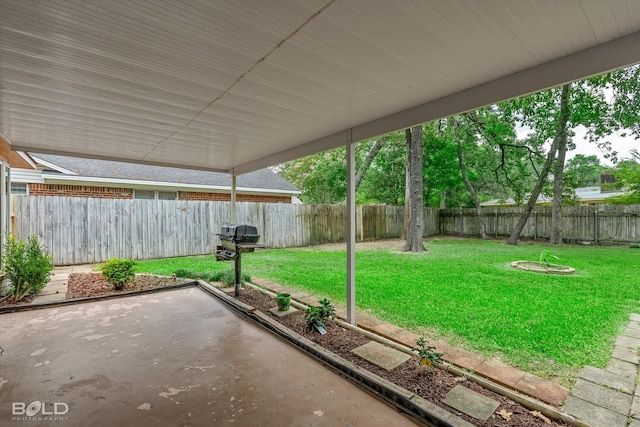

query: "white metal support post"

left=346, top=135, right=356, bottom=325
left=230, top=174, right=240, bottom=295
left=0, top=161, right=8, bottom=271
left=230, top=174, right=237, bottom=224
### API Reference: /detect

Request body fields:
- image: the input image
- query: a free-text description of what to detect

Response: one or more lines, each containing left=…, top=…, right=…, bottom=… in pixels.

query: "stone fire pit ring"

left=511, top=261, right=575, bottom=275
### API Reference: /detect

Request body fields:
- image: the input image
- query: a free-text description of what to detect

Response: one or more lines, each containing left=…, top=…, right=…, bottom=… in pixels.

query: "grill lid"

left=218, top=224, right=259, bottom=243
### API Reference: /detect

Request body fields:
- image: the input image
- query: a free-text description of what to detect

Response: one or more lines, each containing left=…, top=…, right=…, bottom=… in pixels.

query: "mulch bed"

left=66, top=272, right=186, bottom=299
left=0, top=293, right=34, bottom=307
left=237, top=287, right=567, bottom=427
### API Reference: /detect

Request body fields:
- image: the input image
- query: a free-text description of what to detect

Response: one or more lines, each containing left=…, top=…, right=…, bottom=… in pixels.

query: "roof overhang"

left=39, top=173, right=301, bottom=197
left=1, top=1, right=639, bottom=174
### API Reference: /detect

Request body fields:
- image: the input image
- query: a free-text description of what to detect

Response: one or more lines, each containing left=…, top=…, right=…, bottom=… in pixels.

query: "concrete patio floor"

left=0, top=287, right=421, bottom=426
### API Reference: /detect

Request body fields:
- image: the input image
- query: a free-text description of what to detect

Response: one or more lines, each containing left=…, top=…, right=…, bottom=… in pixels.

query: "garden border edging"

left=243, top=282, right=591, bottom=427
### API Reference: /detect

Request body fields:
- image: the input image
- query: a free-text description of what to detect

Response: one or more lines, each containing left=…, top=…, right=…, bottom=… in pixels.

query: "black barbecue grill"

left=216, top=224, right=259, bottom=260
left=215, top=224, right=260, bottom=296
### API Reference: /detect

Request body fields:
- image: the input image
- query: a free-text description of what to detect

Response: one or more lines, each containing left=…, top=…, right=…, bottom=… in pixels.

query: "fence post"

left=494, top=210, right=498, bottom=238
left=359, top=205, right=364, bottom=241
left=534, top=211, right=538, bottom=240
left=594, top=209, right=599, bottom=244
left=459, top=208, right=463, bottom=236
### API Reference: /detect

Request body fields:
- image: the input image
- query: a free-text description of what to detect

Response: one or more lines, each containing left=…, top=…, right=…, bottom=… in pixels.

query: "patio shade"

left=1, top=0, right=639, bottom=173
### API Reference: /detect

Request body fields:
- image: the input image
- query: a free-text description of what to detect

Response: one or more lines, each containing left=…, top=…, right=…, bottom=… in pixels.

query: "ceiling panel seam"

left=141, top=0, right=335, bottom=162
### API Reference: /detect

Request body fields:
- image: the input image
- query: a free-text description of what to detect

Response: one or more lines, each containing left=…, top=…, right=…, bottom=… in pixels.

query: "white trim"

left=16, top=152, right=37, bottom=169
left=31, top=155, right=78, bottom=176
left=9, top=168, right=45, bottom=183
left=40, top=173, right=300, bottom=197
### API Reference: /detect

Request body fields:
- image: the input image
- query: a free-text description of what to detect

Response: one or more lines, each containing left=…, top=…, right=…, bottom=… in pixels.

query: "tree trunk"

left=401, top=129, right=411, bottom=240
left=355, top=137, right=385, bottom=191
left=402, top=126, right=426, bottom=252
left=550, top=129, right=568, bottom=244
left=452, top=117, right=488, bottom=240
left=345, top=136, right=386, bottom=204
left=507, top=84, right=570, bottom=245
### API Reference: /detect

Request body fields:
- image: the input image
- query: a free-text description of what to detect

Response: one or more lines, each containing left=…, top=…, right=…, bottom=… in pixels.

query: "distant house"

left=480, top=186, right=627, bottom=207
left=10, top=152, right=300, bottom=203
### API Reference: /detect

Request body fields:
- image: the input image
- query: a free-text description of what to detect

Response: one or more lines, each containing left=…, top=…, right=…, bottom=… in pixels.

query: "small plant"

left=3, top=235, right=54, bottom=302
left=102, top=258, right=136, bottom=290
left=413, top=337, right=443, bottom=370
left=630, top=243, right=640, bottom=249
left=305, top=298, right=336, bottom=332
left=539, top=250, right=559, bottom=266
left=219, top=269, right=239, bottom=287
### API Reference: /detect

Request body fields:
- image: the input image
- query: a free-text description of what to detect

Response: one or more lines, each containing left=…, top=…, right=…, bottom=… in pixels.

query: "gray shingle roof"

left=32, top=153, right=299, bottom=193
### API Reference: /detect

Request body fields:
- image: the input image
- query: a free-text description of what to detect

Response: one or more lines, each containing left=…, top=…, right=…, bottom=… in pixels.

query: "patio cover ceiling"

left=1, top=1, right=639, bottom=175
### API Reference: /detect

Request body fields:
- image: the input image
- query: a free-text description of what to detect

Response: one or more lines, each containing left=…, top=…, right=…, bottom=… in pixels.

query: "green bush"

left=102, top=258, right=136, bottom=290
left=3, top=235, right=54, bottom=302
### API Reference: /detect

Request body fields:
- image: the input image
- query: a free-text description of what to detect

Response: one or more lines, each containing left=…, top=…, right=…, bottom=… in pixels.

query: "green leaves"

left=101, top=258, right=136, bottom=290
left=413, top=337, right=443, bottom=370
left=304, top=298, right=336, bottom=332
left=3, top=235, right=54, bottom=302
left=538, top=250, right=560, bottom=267
left=608, top=151, right=640, bottom=204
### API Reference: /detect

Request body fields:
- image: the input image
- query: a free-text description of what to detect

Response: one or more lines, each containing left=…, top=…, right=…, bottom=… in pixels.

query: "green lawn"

left=135, top=239, right=640, bottom=385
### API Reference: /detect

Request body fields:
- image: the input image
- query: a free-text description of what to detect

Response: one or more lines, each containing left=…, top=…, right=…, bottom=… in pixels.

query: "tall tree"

left=343, top=136, right=388, bottom=203
left=354, top=137, right=386, bottom=191
left=278, top=137, right=389, bottom=204
left=357, top=132, right=406, bottom=205
left=278, top=148, right=346, bottom=204
left=608, top=150, right=640, bottom=204
left=423, top=121, right=466, bottom=208
left=507, top=84, right=570, bottom=245
left=451, top=116, right=488, bottom=239
left=467, top=107, right=540, bottom=208
left=505, top=65, right=640, bottom=244
left=402, top=129, right=411, bottom=239
left=550, top=99, right=570, bottom=245
left=564, top=155, right=604, bottom=187
left=402, top=126, right=426, bottom=252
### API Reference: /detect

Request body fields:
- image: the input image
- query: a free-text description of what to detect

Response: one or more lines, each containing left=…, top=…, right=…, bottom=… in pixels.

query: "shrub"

left=218, top=269, right=252, bottom=287
left=174, top=268, right=199, bottom=279
left=102, top=258, right=136, bottom=290
left=3, top=235, right=54, bottom=302
left=173, top=268, right=250, bottom=287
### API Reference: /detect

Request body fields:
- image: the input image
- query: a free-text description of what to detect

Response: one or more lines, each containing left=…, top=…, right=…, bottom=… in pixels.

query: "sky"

left=568, top=127, right=638, bottom=166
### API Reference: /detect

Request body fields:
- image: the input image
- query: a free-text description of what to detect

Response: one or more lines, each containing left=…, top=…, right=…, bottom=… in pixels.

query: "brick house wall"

left=29, top=184, right=134, bottom=199
left=179, top=191, right=291, bottom=203
left=27, top=184, right=292, bottom=203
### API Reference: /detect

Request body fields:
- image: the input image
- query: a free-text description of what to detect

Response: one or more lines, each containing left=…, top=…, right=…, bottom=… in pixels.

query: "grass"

left=135, top=239, right=640, bottom=385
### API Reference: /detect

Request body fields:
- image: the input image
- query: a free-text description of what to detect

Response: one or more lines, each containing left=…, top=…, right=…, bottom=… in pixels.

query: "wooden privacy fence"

left=11, top=196, right=422, bottom=265
left=11, top=196, right=638, bottom=265
left=439, top=205, right=640, bottom=243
